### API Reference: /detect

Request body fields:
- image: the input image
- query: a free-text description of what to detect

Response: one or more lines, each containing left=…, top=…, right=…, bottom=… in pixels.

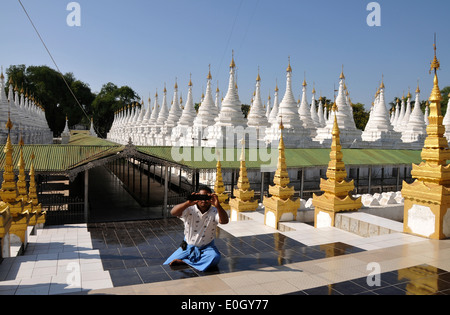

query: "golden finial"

left=188, top=74, right=193, bottom=87
left=416, top=80, right=421, bottom=94
left=287, top=56, right=292, bottom=73
left=380, top=75, right=385, bottom=89
left=207, top=65, right=212, bottom=80
left=164, top=83, right=167, bottom=93
left=332, top=113, right=340, bottom=138
left=174, top=78, right=178, bottom=89
left=340, top=65, right=345, bottom=80
left=430, top=33, right=440, bottom=74
left=256, top=67, right=261, bottom=82
left=0, top=66, right=4, bottom=80
left=6, top=116, right=13, bottom=132
left=279, top=116, right=285, bottom=130
left=429, top=34, right=442, bottom=103
left=275, top=79, right=279, bottom=92
left=332, top=101, right=338, bottom=112
left=230, top=50, right=236, bottom=69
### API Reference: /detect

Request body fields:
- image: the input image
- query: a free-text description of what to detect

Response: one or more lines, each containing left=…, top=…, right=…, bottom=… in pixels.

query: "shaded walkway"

left=87, top=166, right=168, bottom=223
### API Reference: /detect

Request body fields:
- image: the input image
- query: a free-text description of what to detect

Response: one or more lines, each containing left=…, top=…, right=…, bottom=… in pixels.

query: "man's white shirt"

left=180, top=205, right=220, bottom=247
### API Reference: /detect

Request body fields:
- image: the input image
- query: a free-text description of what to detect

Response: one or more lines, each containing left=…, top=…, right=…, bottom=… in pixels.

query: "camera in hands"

left=187, top=194, right=212, bottom=201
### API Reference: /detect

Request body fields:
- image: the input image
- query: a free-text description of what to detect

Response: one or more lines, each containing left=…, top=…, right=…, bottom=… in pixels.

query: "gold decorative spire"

left=340, top=65, right=345, bottom=80
left=188, top=73, right=193, bottom=87
left=263, top=120, right=300, bottom=229
left=230, top=50, right=236, bottom=69
left=312, top=116, right=361, bottom=228
left=1, top=115, right=21, bottom=205
left=207, top=65, right=212, bottom=80
left=28, top=152, right=39, bottom=206
left=214, top=154, right=230, bottom=211
left=17, top=136, right=28, bottom=199
left=286, top=56, right=292, bottom=73
left=401, top=36, right=450, bottom=240
left=256, top=67, right=261, bottom=82
left=229, top=138, right=258, bottom=220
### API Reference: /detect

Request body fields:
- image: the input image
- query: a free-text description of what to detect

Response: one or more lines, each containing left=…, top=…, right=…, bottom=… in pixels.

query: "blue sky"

left=1, top=0, right=450, bottom=111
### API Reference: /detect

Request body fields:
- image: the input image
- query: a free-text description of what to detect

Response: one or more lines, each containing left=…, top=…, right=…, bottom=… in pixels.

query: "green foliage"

left=241, top=104, right=250, bottom=118
left=351, top=102, right=370, bottom=130
left=6, top=64, right=95, bottom=136
left=91, top=83, right=140, bottom=138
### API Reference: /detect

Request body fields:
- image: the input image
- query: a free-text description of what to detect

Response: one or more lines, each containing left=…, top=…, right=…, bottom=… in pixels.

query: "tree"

left=91, top=83, right=140, bottom=138
left=6, top=65, right=95, bottom=136
left=352, top=103, right=370, bottom=130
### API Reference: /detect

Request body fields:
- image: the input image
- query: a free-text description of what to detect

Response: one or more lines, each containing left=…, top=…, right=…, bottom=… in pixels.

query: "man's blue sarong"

left=163, top=240, right=221, bottom=272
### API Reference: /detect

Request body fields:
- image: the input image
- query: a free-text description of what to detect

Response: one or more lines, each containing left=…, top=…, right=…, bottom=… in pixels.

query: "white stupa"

left=161, top=80, right=183, bottom=145
left=268, top=83, right=280, bottom=126
left=172, top=77, right=197, bottom=146
left=443, top=94, right=450, bottom=140
left=247, top=70, right=270, bottom=147
left=208, top=53, right=248, bottom=148
left=265, top=59, right=314, bottom=148
left=314, top=68, right=362, bottom=148
left=310, top=86, right=320, bottom=127
left=401, top=83, right=427, bottom=148
left=298, top=78, right=317, bottom=137
left=193, top=67, right=220, bottom=147
left=152, top=86, right=170, bottom=146
left=361, top=80, right=401, bottom=148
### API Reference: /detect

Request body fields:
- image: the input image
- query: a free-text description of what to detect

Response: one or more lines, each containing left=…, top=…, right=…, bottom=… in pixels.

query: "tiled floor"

left=86, top=218, right=366, bottom=288
left=0, top=225, right=113, bottom=295
left=2, top=212, right=450, bottom=295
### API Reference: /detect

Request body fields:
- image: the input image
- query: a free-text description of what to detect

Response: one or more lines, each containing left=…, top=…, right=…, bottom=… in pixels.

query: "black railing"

left=42, top=194, right=85, bottom=226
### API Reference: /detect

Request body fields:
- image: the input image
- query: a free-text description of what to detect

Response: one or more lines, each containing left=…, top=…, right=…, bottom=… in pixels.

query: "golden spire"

left=417, top=35, right=450, bottom=170
left=416, top=80, right=421, bottom=94
left=262, top=118, right=300, bottom=229
left=237, top=138, right=250, bottom=191
left=17, top=136, right=28, bottom=199
left=207, top=65, right=212, bottom=80
left=188, top=74, right=193, bottom=87
left=327, top=115, right=346, bottom=182
left=230, top=50, right=236, bottom=69
left=256, top=67, right=261, bottom=82
left=340, top=65, right=345, bottom=80
left=380, top=75, right=385, bottom=89
left=286, top=56, right=292, bottom=73
left=273, top=121, right=289, bottom=187
left=229, top=138, right=258, bottom=219
left=0, top=116, right=18, bottom=204
left=214, top=152, right=230, bottom=211
left=28, top=152, right=39, bottom=206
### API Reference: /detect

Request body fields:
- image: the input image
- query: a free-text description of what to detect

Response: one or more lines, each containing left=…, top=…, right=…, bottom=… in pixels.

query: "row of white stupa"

left=0, top=72, right=53, bottom=144
left=107, top=57, right=449, bottom=149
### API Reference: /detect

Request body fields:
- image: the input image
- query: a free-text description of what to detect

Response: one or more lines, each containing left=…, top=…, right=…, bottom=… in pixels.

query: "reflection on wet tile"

left=88, top=219, right=368, bottom=288
left=286, top=264, right=450, bottom=295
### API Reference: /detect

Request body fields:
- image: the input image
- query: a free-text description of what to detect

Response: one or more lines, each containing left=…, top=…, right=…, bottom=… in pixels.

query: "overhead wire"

left=17, top=0, right=101, bottom=136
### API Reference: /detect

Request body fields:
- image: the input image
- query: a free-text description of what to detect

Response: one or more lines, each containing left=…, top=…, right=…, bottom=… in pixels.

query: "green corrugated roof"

left=0, top=134, right=123, bottom=173
left=0, top=145, right=124, bottom=173
left=137, top=147, right=424, bottom=170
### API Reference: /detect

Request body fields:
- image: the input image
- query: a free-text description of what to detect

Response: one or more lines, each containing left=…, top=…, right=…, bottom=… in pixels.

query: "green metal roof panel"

left=0, top=145, right=123, bottom=173
left=137, top=147, right=424, bottom=170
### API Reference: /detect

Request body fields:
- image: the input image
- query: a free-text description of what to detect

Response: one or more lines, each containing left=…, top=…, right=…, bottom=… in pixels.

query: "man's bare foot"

left=169, top=259, right=186, bottom=266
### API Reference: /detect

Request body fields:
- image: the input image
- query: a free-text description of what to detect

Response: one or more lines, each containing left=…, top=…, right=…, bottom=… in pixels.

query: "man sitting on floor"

left=164, top=186, right=229, bottom=272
